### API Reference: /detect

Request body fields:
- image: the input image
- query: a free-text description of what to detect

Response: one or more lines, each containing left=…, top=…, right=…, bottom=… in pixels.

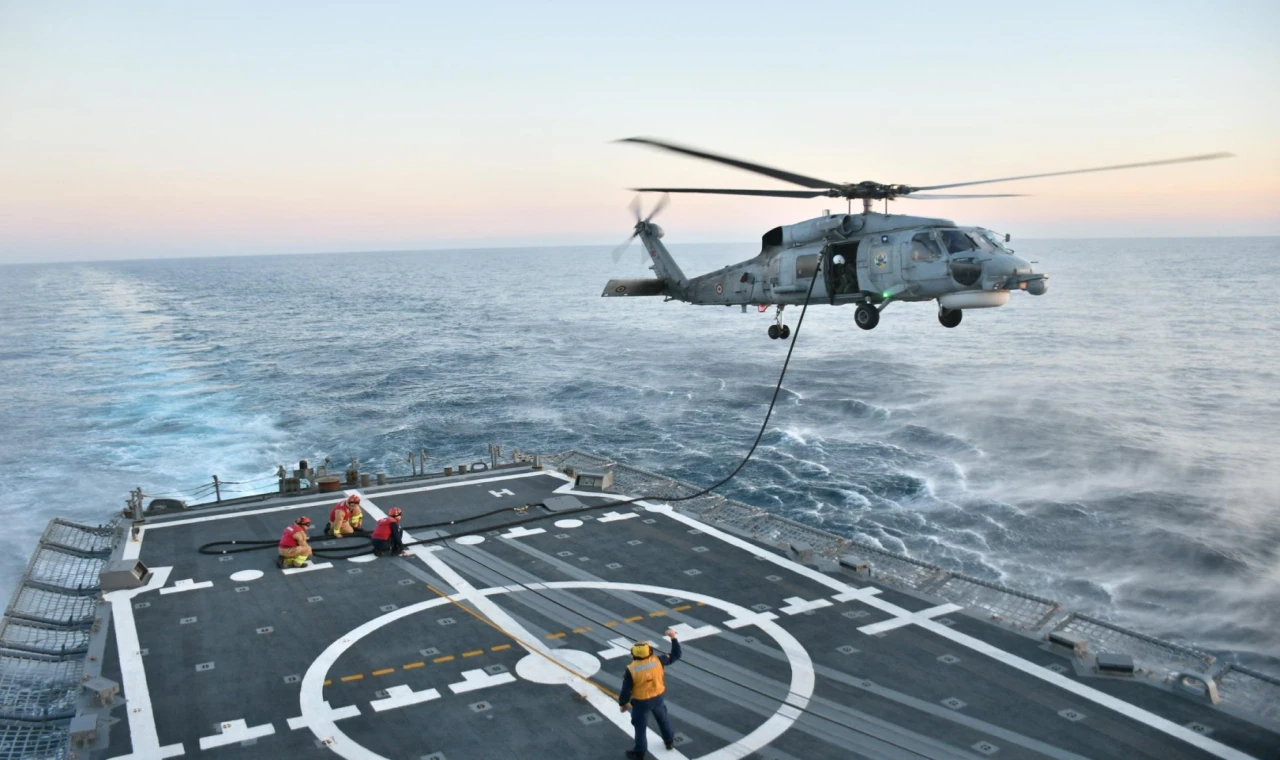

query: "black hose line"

left=198, top=263, right=823, bottom=560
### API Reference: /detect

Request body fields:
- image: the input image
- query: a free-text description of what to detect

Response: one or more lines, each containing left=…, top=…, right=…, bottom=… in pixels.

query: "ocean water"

left=2, top=237, right=1278, bottom=674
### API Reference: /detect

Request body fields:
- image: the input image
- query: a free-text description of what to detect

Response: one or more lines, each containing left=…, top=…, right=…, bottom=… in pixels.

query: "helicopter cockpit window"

left=795, top=253, right=819, bottom=280
left=978, top=229, right=1013, bottom=253
left=939, top=229, right=977, bottom=254
left=910, top=232, right=943, bottom=261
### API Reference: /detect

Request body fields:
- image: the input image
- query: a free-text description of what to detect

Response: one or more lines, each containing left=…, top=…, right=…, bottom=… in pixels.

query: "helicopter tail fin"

left=636, top=226, right=688, bottom=293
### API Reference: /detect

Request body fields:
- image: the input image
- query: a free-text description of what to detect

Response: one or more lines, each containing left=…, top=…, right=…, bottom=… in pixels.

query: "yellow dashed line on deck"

left=624, top=616, right=643, bottom=623
left=372, top=668, right=395, bottom=676
left=491, top=644, right=512, bottom=652
left=323, top=680, right=332, bottom=686
left=403, top=662, right=425, bottom=670
left=673, top=605, right=692, bottom=612
left=572, top=627, right=592, bottom=634
left=463, top=650, right=484, bottom=657
left=433, top=655, right=455, bottom=663
left=339, top=674, right=363, bottom=682
left=546, top=632, right=566, bottom=639
left=649, top=610, right=667, bottom=617
left=604, top=621, right=618, bottom=627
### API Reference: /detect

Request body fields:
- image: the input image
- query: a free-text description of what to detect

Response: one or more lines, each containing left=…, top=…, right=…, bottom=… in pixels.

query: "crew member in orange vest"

left=618, top=629, right=681, bottom=759
left=277, top=516, right=313, bottom=568
left=327, top=494, right=363, bottom=537
left=371, top=507, right=409, bottom=557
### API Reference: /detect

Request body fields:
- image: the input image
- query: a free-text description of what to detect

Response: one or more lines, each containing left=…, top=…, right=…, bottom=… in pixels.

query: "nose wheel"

left=938, top=307, right=963, bottom=328
left=854, top=303, right=879, bottom=330
left=767, top=305, right=791, bottom=340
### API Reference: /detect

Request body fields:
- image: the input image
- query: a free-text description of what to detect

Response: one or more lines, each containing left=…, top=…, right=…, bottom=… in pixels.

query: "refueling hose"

left=198, top=262, right=823, bottom=560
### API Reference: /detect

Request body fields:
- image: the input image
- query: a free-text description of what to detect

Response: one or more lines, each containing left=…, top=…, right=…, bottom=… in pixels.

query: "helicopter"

left=603, top=137, right=1232, bottom=338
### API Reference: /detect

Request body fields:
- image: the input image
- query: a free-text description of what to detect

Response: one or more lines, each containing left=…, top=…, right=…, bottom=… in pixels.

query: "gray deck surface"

left=95, top=469, right=1278, bottom=760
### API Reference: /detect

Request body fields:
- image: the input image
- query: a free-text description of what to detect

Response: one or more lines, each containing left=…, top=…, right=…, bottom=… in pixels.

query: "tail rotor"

left=610, top=194, right=669, bottom=266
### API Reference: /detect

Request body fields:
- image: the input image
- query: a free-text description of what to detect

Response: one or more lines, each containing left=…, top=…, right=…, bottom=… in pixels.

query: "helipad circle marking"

left=348, top=554, right=377, bottom=563
left=515, top=649, right=600, bottom=685
left=229, top=570, right=264, bottom=582
left=553, top=519, right=583, bottom=529
left=454, top=535, right=485, bottom=546
left=299, top=580, right=813, bottom=760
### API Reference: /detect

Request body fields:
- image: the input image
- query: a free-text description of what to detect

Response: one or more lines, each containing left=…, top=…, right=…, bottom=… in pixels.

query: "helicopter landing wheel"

left=767, top=324, right=780, bottom=340
left=779, top=325, right=791, bottom=339
left=855, top=303, right=879, bottom=330
left=938, top=307, right=963, bottom=328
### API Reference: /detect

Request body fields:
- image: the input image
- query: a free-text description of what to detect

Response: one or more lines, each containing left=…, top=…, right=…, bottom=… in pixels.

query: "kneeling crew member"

left=277, top=516, right=313, bottom=568
left=328, top=494, right=362, bottom=537
left=618, top=629, right=681, bottom=759
left=371, top=507, right=409, bottom=556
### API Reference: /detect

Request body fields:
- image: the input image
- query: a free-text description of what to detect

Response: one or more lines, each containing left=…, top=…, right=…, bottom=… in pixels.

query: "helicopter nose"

left=983, top=254, right=1034, bottom=289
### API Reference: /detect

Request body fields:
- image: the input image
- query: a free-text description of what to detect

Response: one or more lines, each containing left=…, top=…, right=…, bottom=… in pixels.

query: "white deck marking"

left=597, top=638, right=635, bottom=659
left=597, top=510, right=639, bottom=523
left=229, top=570, right=264, bottom=582
left=666, top=622, right=721, bottom=642
left=858, top=603, right=962, bottom=635
left=104, top=565, right=185, bottom=760
left=295, top=578, right=812, bottom=760
left=158, top=578, right=213, bottom=595
left=286, top=702, right=360, bottom=730
left=370, top=685, right=442, bottom=712
left=282, top=561, right=333, bottom=575
left=651, top=501, right=1258, bottom=760
left=722, top=611, right=779, bottom=630
left=778, top=596, right=833, bottom=616
left=553, top=518, right=584, bottom=528
left=348, top=554, right=377, bottom=563
left=447, top=668, right=518, bottom=694
left=198, top=719, right=275, bottom=750
left=831, top=586, right=883, bottom=603
left=500, top=526, right=545, bottom=539
left=454, top=535, right=486, bottom=545
left=489, top=488, right=515, bottom=497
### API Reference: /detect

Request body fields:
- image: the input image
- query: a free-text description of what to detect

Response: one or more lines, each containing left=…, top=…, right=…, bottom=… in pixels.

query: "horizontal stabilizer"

left=602, top=278, right=667, bottom=297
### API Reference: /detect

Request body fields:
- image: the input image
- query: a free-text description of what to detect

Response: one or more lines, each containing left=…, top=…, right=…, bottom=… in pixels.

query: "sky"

left=1, top=0, right=1277, bottom=263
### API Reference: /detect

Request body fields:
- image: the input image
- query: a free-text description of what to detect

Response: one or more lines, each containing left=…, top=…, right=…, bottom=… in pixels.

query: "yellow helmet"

left=630, top=642, right=651, bottom=659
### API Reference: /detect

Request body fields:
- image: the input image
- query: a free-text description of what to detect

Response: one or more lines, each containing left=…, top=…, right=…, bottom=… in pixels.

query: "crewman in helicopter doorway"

left=618, top=629, right=681, bottom=759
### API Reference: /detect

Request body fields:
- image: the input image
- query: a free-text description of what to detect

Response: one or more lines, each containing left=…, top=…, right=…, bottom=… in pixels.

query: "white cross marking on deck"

left=489, top=488, right=515, bottom=498
left=282, top=561, right=333, bottom=575
left=597, top=637, right=636, bottom=660
left=857, top=603, right=963, bottom=636
left=158, top=578, right=213, bottom=595
left=500, top=526, right=546, bottom=539
left=597, top=511, right=639, bottom=523
left=831, top=586, right=883, bottom=604
left=778, top=596, right=833, bottom=615
left=286, top=702, right=360, bottom=730
left=370, top=685, right=442, bottom=712
left=447, top=668, right=518, bottom=694
left=198, top=719, right=275, bottom=750
left=722, top=611, right=779, bottom=629
left=666, top=622, right=721, bottom=641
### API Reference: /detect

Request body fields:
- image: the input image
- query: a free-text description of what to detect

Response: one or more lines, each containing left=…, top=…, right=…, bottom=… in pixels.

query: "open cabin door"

left=824, top=241, right=861, bottom=302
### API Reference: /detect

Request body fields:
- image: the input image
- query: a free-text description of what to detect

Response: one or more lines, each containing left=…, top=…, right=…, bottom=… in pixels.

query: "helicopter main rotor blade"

left=619, top=138, right=839, bottom=190
left=632, top=187, right=830, bottom=198
left=904, top=193, right=1029, bottom=199
left=628, top=195, right=642, bottom=223
left=912, top=152, right=1234, bottom=192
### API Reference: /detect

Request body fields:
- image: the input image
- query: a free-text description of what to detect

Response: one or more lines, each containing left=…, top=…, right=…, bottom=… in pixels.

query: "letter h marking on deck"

left=490, top=488, right=515, bottom=498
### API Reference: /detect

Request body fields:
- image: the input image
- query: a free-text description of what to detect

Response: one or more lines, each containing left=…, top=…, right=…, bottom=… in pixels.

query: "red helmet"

left=296, top=516, right=312, bottom=526
left=348, top=494, right=361, bottom=504
left=388, top=508, right=403, bottom=518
